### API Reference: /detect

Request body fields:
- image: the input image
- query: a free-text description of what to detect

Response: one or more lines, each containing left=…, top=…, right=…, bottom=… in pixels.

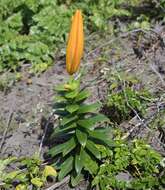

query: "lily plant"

left=49, top=10, right=113, bottom=187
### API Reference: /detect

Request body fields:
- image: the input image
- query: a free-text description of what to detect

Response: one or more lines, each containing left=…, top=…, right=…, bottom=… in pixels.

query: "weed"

left=0, top=156, right=57, bottom=189
left=92, top=136, right=164, bottom=190
left=106, top=72, right=151, bottom=123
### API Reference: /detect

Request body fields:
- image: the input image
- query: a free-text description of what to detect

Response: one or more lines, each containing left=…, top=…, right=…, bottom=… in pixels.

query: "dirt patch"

left=0, top=59, right=67, bottom=157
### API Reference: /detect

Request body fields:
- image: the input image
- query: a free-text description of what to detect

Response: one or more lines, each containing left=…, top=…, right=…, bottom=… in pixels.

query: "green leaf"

left=86, top=140, right=101, bottom=160
left=89, top=114, right=109, bottom=123
left=77, top=114, right=109, bottom=130
left=82, top=150, right=98, bottom=175
left=96, top=144, right=113, bottom=158
left=89, top=129, right=109, bottom=140
left=48, top=137, right=76, bottom=157
left=58, top=156, right=73, bottom=181
left=55, top=84, right=68, bottom=92
left=31, top=177, right=43, bottom=187
left=54, top=102, right=67, bottom=109
left=54, top=95, right=67, bottom=102
left=77, top=103, right=101, bottom=114
left=77, top=119, right=94, bottom=129
left=61, top=115, right=78, bottom=126
left=43, top=165, right=57, bottom=178
left=15, top=184, right=26, bottom=190
left=5, top=170, right=21, bottom=180
left=76, top=129, right=87, bottom=147
left=71, top=173, right=83, bottom=187
left=62, top=137, right=77, bottom=156
left=48, top=143, right=65, bottom=157
left=54, top=109, right=68, bottom=116
left=66, top=104, right=79, bottom=113
left=75, top=154, right=83, bottom=174
left=89, top=129, right=114, bottom=147
left=64, top=79, right=80, bottom=91
left=65, top=90, right=79, bottom=99
left=75, top=90, right=91, bottom=102
left=51, top=123, right=77, bottom=139
left=0, top=157, right=16, bottom=171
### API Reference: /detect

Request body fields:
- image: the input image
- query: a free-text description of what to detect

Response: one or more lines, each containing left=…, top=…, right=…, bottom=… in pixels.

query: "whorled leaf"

left=77, top=103, right=101, bottom=114
left=86, top=140, right=101, bottom=160
left=58, top=156, right=73, bottom=181
left=62, top=137, right=77, bottom=156
left=76, top=129, right=87, bottom=147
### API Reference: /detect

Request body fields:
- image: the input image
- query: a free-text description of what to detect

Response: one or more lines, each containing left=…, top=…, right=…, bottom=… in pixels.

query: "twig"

left=44, top=176, right=70, bottom=190
left=0, top=111, right=14, bottom=153
left=150, top=64, right=165, bottom=87
left=121, top=100, right=165, bottom=151
left=39, top=113, right=56, bottom=156
left=121, top=122, right=142, bottom=140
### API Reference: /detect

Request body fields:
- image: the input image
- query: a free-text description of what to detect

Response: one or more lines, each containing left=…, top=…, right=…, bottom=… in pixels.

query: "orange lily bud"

left=66, top=10, right=84, bottom=75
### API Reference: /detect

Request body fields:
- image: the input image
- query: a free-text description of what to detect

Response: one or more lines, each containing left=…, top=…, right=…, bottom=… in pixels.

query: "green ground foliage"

left=92, top=134, right=165, bottom=190
left=106, top=72, right=152, bottom=122
left=0, top=0, right=164, bottom=73
left=0, top=156, right=57, bottom=189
